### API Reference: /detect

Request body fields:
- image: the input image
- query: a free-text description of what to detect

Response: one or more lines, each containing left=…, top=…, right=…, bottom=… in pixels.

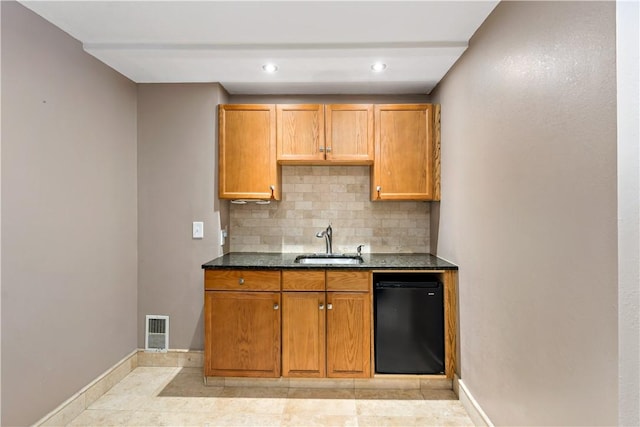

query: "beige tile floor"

left=67, top=367, right=474, bottom=426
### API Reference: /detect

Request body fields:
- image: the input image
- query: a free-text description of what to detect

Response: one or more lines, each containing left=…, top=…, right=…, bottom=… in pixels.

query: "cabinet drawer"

left=205, top=270, right=281, bottom=291
left=326, top=271, right=370, bottom=292
left=282, top=270, right=325, bottom=291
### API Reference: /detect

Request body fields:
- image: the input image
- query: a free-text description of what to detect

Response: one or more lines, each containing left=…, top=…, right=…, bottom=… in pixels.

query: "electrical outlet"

left=192, top=222, right=204, bottom=239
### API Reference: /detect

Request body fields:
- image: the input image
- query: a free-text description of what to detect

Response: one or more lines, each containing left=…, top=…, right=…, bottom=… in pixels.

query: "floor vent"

left=145, top=315, right=169, bottom=352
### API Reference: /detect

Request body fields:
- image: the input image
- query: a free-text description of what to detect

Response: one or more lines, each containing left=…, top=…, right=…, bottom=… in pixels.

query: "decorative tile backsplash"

left=230, top=166, right=430, bottom=253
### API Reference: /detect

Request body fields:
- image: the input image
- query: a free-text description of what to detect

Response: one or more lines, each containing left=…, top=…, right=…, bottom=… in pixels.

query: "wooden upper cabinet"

left=277, top=104, right=373, bottom=165
left=218, top=104, right=280, bottom=200
left=372, top=104, right=441, bottom=201
left=218, top=103, right=440, bottom=201
left=277, top=104, right=325, bottom=162
left=325, top=104, right=374, bottom=164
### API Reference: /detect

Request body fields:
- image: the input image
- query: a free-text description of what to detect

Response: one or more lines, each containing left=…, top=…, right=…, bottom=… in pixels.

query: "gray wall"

left=430, top=1, right=618, bottom=425
left=137, top=84, right=228, bottom=350
left=1, top=2, right=138, bottom=426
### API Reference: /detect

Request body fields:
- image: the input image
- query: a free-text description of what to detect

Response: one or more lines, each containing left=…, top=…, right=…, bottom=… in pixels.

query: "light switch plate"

left=192, top=222, right=204, bottom=239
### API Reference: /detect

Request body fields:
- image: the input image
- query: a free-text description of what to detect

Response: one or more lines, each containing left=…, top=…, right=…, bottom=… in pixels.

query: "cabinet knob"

left=273, top=303, right=279, bottom=310
left=327, top=303, right=333, bottom=310
left=319, top=146, right=325, bottom=153
left=326, top=146, right=332, bottom=153
left=319, top=303, right=325, bottom=310
left=238, top=278, right=245, bottom=285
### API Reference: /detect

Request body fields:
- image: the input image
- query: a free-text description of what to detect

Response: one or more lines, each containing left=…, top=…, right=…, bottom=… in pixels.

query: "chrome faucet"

left=316, top=224, right=333, bottom=254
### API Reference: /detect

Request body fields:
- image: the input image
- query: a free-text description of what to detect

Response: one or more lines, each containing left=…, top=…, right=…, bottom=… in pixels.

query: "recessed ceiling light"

left=262, top=63, right=278, bottom=73
left=371, top=62, right=387, bottom=72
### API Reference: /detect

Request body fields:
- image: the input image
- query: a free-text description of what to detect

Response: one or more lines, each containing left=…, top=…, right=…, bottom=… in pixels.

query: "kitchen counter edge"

left=201, top=252, right=458, bottom=270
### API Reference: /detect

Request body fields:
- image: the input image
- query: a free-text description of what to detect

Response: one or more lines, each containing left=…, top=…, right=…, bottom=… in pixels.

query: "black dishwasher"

left=374, top=273, right=444, bottom=374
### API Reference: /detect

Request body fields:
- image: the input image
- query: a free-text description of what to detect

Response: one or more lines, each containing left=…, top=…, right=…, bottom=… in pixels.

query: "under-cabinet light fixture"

left=371, top=62, right=387, bottom=72
left=262, top=63, right=278, bottom=73
left=230, top=199, right=271, bottom=205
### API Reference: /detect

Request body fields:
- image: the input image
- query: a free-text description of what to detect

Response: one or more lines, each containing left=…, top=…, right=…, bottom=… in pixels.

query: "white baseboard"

left=34, top=350, right=138, bottom=426
left=136, top=348, right=203, bottom=367
left=457, top=378, right=494, bottom=427
left=33, top=349, right=203, bottom=426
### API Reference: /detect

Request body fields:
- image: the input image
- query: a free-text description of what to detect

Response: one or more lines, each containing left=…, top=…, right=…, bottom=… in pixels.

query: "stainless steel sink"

left=294, top=254, right=364, bottom=265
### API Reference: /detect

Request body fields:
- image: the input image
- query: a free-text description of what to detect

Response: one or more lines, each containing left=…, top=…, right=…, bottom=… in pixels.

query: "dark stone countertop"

left=201, top=252, right=457, bottom=270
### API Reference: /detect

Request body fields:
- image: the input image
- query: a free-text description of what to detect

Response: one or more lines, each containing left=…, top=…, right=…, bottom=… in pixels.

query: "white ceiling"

left=19, top=1, right=499, bottom=95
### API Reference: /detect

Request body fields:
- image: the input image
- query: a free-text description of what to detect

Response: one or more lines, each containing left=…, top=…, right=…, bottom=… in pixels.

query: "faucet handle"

left=356, top=245, right=364, bottom=256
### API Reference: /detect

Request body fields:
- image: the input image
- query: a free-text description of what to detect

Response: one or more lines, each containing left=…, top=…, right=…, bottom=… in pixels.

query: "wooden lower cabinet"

left=326, top=292, right=371, bottom=378
left=282, top=292, right=326, bottom=377
left=281, top=270, right=372, bottom=379
left=204, top=291, right=281, bottom=377
left=204, top=268, right=457, bottom=380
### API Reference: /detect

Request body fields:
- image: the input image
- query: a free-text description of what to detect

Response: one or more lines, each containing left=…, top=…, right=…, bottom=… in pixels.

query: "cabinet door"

left=204, top=291, right=281, bottom=377
left=325, top=104, right=374, bottom=164
left=372, top=104, right=435, bottom=200
left=282, top=292, right=326, bottom=378
left=277, top=104, right=325, bottom=162
left=218, top=104, right=279, bottom=200
left=326, top=292, right=371, bottom=378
